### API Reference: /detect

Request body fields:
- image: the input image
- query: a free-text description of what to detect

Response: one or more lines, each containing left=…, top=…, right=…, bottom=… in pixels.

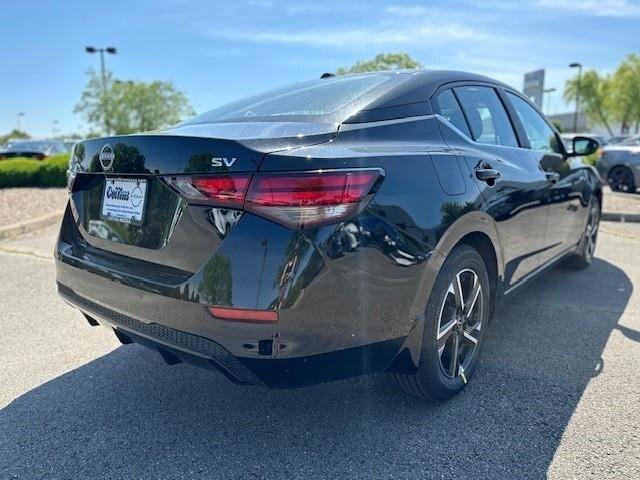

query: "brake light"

left=165, top=175, right=251, bottom=208
left=164, top=168, right=383, bottom=229
left=246, top=170, right=382, bottom=228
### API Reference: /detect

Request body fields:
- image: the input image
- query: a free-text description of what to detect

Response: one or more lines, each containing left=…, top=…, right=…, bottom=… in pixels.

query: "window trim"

left=433, top=88, right=472, bottom=138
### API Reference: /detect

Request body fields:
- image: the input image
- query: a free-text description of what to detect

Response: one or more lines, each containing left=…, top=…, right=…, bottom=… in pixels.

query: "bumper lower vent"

left=57, top=283, right=260, bottom=385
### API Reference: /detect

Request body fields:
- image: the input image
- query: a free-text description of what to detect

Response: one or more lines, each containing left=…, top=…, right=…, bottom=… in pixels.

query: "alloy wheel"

left=436, top=268, right=483, bottom=379
left=585, top=204, right=600, bottom=261
left=609, top=167, right=634, bottom=192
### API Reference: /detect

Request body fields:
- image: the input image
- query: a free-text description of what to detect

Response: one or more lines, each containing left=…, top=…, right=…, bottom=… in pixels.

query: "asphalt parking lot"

left=1, top=222, right=639, bottom=479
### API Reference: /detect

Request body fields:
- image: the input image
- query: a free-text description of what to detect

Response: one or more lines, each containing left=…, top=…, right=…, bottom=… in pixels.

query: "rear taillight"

left=246, top=170, right=382, bottom=228
left=164, top=168, right=383, bottom=229
left=165, top=175, right=251, bottom=208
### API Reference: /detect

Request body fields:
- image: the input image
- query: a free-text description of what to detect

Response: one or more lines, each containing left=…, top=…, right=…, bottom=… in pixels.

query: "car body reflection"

left=87, top=220, right=125, bottom=243
left=325, top=212, right=426, bottom=266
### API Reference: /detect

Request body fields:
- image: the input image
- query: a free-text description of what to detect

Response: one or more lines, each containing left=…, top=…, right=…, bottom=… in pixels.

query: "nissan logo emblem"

left=99, top=144, right=115, bottom=170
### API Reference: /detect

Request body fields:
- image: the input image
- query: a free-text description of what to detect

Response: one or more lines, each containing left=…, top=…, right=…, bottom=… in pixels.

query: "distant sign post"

left=523, top=69, right=545, bottom=108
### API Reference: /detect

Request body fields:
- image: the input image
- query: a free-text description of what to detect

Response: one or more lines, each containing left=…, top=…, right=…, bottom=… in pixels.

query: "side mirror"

left=569, top=136, right=599, bottom=157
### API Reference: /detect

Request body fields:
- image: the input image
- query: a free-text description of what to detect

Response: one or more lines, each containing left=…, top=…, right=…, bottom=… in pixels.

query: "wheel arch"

left=434, top=212, right=504, bottom=291
left=387, top=212, right=504, bottom=374
left=454, top=231, right=499, bottom=319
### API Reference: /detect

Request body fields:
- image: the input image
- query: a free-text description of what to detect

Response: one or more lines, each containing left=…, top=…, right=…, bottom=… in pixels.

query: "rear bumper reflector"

left=208, top=306, right=279, bottom=323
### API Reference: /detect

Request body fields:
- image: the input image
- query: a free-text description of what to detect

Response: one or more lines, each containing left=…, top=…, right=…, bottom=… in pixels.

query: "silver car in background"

left=597, top=135, right=640, bottom=192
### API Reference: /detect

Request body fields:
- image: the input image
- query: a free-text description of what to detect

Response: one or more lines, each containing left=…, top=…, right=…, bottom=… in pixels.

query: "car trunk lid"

left=68, top=123, right=336, bottom=256
left=71, top=122, right=337, bottom=175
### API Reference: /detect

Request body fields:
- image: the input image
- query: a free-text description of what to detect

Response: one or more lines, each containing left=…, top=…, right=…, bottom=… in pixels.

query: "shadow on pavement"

left=0, top=258, right=632, bottom=479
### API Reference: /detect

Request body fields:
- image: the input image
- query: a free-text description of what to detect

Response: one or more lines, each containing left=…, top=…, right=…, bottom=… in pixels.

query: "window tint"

left=435, top=89, right=471, bottom=137
left=454, top=86, right=518, bottom=147
left=506, top=92, right=561, bottom=153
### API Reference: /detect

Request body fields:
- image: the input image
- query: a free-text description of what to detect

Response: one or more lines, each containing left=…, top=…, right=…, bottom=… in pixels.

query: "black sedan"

left=56, top=70, right=601, bottom=400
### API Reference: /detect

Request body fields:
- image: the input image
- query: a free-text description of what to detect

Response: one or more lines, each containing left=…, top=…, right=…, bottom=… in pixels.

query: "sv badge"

left=211, top=157, right=237, bottom=168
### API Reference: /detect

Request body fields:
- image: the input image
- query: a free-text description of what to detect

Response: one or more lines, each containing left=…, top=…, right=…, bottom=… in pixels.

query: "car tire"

left=392, top=244, right=490, bottom=401
left=608, top=166, right=636, bottom=193
left=566, top=197, right=601, bottom=269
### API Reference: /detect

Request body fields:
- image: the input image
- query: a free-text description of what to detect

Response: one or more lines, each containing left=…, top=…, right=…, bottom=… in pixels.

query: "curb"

left=601, top=212, right=640, bottom=223
left=0, top=211, right=63, bottom=240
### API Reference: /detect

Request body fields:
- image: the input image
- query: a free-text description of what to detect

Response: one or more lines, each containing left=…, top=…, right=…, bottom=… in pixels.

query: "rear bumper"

left=57, top=280, right=405, bottom=388
left=56, top=191, right=433, bottom=387
left=58, top=282, right=261, bottom=384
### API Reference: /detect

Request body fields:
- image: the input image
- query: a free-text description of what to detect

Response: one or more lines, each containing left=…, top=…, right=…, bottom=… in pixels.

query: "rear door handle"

left=475, top=163, right=501, bottom=184
left=545, top=171, right=561, bottom=184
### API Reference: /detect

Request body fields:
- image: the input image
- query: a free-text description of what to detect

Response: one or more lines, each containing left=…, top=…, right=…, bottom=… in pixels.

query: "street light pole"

left=543, top=87, right=556, bottom=116
left=99, top=49, right=107, bottom=94
left=569, top=62, right=583, bottom=133
left=16, top=112, right=24, bottom=131
left=85, top=46, right=117, bottom=134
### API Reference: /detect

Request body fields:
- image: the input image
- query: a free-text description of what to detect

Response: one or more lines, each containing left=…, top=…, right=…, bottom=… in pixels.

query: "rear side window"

left=435, top=89, right=471, bottom=137
left=454, top=86, right=518, bottom=147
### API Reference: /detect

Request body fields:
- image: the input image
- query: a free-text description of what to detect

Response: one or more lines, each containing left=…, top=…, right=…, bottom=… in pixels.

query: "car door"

left=503, top=91, right=587, bottom=263
left=434, top=85, right=550, bottom=290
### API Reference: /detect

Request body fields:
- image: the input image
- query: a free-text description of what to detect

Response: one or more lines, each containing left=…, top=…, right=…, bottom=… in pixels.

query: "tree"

left=564, top=70, right=614, bottom=136
left=75, top=69, right=195, bottom=136
left=200, top=255, right=233, bottom=305
left=609, top=54, right=640, bottom=134
left=336, top=53, right=422, bottom=75
left=0, top=129, right=30, bottom=145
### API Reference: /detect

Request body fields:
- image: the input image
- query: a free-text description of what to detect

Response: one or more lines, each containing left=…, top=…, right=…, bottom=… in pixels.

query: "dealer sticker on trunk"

left=101, top=178, right=148, bottom=225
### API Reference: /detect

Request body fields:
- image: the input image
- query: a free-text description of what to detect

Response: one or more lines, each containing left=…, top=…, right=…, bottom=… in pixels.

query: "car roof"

left=353, top=69, right=512, bottom=104
left=342, top=69, right=514, bottom=123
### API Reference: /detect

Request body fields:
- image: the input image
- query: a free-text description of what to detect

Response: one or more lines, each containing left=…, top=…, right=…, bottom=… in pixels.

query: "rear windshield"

left=182, top=73, right=406, bottom=125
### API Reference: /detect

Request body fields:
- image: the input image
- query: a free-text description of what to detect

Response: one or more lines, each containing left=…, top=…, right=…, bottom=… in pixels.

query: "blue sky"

left=1, top=0, right=638, bottom=137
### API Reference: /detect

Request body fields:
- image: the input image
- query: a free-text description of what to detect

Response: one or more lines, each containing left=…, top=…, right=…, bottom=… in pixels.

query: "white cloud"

left=285, top=3, right=370, bottom=14
left=204, top=23, right=484, bottom=48
left=504, top=0, right=640, bottom=17
left=189, top=1, right=489, bottom=48
left=384, top=5, right=431, bottom=16
left=247, top=0, right=272, bottom=7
